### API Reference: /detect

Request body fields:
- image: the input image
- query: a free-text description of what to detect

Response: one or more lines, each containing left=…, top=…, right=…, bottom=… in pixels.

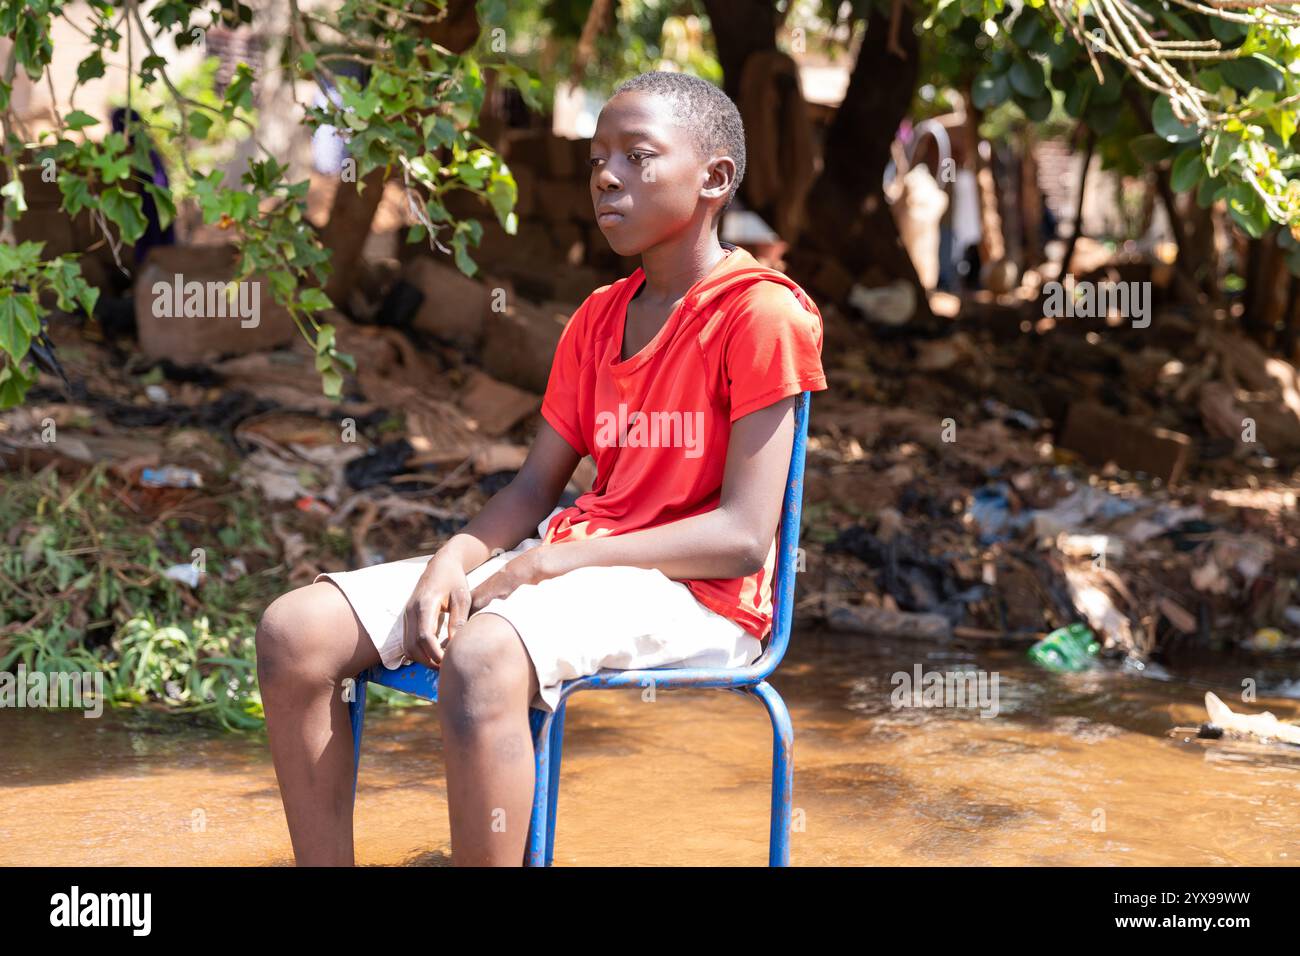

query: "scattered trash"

left=1056, top=533, right=1123, bottom=562
left=1028, top=486, right=1138, bottom=541
left=1028, top=623, right=1100, bottom=673
left=1203, top=692, right=1300, bottom=746
left=344, top=438, right=415, bottom=490
left=140, top=466, right=203, bottom=489
left=163, top=564, right=203, bottom=587
left=968, top=483, right=1013, bottom=545
left=1246, top=628, right=1289, bottom=653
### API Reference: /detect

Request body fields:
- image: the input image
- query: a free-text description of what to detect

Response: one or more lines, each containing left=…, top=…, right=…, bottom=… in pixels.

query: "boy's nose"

left=595, top=168, right=622, bottom=192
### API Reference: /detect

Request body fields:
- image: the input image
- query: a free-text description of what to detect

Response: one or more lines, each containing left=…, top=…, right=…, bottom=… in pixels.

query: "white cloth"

left=315, top=507, right=763, bottom=712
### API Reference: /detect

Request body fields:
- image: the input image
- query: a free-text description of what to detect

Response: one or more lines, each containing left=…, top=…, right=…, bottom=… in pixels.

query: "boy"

left=256, top=70, right=828, bottom=866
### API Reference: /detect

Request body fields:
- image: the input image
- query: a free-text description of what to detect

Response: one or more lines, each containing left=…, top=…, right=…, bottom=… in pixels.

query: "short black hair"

left=610, top=71, right=746, bottom=223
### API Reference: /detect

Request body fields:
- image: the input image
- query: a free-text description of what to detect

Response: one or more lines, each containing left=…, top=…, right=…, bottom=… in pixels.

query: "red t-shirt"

left=539, top=244, right=828, bottom=640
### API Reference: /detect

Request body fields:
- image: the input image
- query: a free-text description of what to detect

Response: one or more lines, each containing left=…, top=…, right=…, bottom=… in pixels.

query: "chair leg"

left=749, top=681, right=793, bottom=866
left=525, top=707, right=552, bottom=867
left=348, top=676, right=369, bottom=805
left=545, top=699, right=567, bottom=866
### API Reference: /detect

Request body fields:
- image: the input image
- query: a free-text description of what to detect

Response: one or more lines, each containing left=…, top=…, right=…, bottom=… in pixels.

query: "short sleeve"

left=540, top=299, right=591, bottom=456
left=723, top=282, right=828, bottom=422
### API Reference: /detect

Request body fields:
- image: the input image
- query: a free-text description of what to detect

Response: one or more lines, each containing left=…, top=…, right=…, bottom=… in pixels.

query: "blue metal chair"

left=348, top=390, right=811, bottom=866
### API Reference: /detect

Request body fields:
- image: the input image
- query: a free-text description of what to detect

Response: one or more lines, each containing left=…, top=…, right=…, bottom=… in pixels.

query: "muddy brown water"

left=3, top=630, right=1298, bottom=866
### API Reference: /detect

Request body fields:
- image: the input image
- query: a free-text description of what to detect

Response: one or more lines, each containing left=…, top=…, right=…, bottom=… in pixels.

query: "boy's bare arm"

left=468, top=396, right=796, bottom=611
left=438, top=422, right=582, bottom=574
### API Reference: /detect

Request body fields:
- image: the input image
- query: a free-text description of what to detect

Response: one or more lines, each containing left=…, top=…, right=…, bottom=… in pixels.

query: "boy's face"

left=589, top=91, right=730, bottom=258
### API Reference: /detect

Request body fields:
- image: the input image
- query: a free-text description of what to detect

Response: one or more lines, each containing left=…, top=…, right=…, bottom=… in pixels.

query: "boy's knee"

left=255, top=583, right=344, bottom=685
left=440, top=615, right=530, bottom=733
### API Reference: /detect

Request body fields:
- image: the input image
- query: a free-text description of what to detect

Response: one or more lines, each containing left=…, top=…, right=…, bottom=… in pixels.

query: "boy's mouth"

left=596, top=203, right=627, bottom=226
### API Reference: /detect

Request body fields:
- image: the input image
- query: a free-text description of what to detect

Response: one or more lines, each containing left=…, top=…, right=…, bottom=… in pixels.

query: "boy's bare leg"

left=256, top=581, right=381, bottom=866
left=438, top=612, right=542, bottom=866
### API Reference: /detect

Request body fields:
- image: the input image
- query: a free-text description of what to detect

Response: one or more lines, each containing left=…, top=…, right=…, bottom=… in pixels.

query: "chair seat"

left=360, top=656, right=776, bottom=706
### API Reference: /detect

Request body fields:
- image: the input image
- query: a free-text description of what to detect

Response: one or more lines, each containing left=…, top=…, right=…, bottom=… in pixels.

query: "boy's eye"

left=627, top=150, right=650, bottom=164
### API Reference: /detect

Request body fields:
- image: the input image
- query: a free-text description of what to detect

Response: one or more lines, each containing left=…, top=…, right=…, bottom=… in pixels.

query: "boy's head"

left=590, top=71, right=746, bottom=257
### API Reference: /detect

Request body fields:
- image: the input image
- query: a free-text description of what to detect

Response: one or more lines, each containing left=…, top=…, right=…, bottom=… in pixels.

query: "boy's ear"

left=700, top=155, right=736, bottom=203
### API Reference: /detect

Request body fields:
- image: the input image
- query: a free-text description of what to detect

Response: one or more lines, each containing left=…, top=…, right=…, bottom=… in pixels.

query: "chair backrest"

left=754, top=390, right=811, bottom=677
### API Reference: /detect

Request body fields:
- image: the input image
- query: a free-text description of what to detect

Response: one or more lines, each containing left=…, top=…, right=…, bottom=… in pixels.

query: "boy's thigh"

left=476, top=565, right=754, bottom=708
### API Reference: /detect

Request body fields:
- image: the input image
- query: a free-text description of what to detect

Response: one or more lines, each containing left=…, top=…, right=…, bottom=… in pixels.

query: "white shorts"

left=315, top=507, right=763, bottom=712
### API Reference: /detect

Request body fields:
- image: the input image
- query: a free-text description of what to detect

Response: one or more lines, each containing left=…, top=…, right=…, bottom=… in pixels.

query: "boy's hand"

left=468, top=548, right=551, bottom=615
left=401, top=554, right=471, bottom=668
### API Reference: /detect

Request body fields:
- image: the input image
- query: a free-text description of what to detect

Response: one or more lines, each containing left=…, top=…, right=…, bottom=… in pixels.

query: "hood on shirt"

left=634, top=242, right=823, bottom=323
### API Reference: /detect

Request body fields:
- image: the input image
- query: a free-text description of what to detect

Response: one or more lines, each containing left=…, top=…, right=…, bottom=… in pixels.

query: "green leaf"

left=486, top=171, right=517, bottom=231
left=0, top=360, right=36, bottom=408
left=1285, top=247, right=1300, bottom=279
left=0, top=290, right=35, bottom=359
left=1195, top=174, right=1221, bottom=209
left=14, top=292, right=39, bottom=335
left=1206, top=133, right=1242, bottom=176
left=299, top=288, right=332, bottom=312
left=76, top=52, right=105, bottom=84
left=1170, top=147, right=1202, bottom=193
left=320, top=367, right=343, bottom=399
left=1152, top=95, right=1198, bottom=143
left=64, top=110, right=99, bottom=131
left=1155, top=7, right=1198, bottom=42
left=1046, top=38, right=1080, bottom=73
left=1009, top=60, right=1044, bottom=99
left=1219, top=55, right=1285, bottom=95
left=1129, top=134, right=1174, bottom=165
left=1209, top=18, right=1249, bottom=45
left=101, top=187, right=147, bottom=243
left=0, top=176, right=26, bottom=215
left=451, top=233, right=477, bottom=277
left=1010, top=11, right=1043, bottom=48
left=972, top=72, right=1010, bottom=110
left=188, top=111, right=213, bottom=140
left=144, top=182, right=176, bottom=231
left=1226, top=183, right=1268, bottom=238
left=58, top=172, right=93, bottom=216
left=1091, top=66, right=1123, bottom=105
left=1013, top=90, right=1051, bottom=123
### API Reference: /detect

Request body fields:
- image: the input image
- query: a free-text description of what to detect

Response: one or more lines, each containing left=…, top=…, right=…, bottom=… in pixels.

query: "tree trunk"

left=1242, top=229, right=1289, bottom=348
left=965, top=96, right=1005, bottom=268
left=1058, top=128, right=1094, bottom=280
left=701, top=0, right=791, bottom=235
left=700, top=0, right=781, bottom=105
left=786, top=6, right=930, bottom=322
left=321, top=168, right=387, bottom=307
left=1020, top=125, right=1044, bottom=268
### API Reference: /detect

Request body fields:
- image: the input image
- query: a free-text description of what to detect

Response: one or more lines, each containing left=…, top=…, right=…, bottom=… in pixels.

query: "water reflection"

left=1, top=629, right=1297, bottom=865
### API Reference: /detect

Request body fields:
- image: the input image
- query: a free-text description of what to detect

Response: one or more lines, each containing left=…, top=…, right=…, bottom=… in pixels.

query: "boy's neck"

left=636, top=233, right=732, bottom=304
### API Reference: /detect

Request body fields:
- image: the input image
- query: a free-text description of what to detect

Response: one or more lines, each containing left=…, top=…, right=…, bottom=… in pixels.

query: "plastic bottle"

left=1028, top=622, right=1100, bottom=672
